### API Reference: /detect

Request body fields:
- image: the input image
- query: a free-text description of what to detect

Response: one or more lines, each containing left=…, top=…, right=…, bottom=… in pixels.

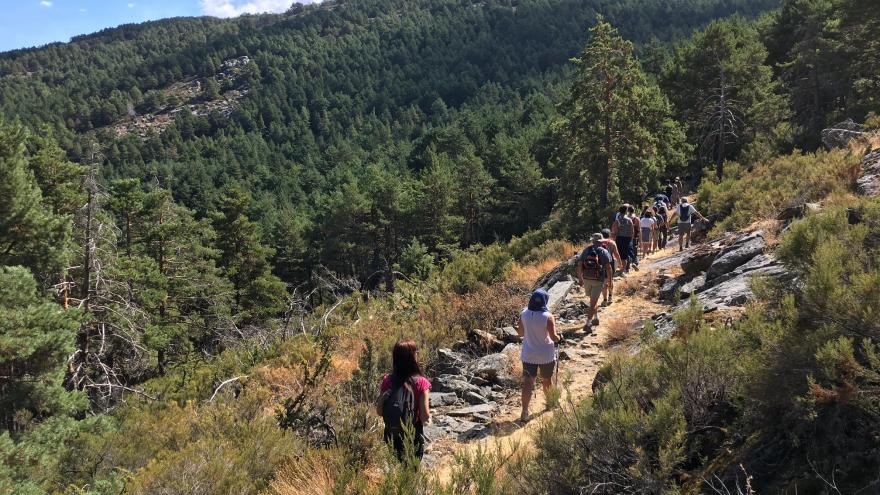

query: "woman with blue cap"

left=516, top=288, right=562, bottom=422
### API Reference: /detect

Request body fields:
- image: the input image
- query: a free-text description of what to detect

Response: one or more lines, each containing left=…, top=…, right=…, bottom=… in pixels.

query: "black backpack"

left=581, top=247, right=605, bottom=281
left=380, top=377, right=417, bottom=432
left=679, top=203, right=692, bottom=222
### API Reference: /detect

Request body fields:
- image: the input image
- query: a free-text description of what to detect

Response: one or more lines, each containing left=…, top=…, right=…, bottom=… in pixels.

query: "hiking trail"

left=426, top=239, right=685, bottom=481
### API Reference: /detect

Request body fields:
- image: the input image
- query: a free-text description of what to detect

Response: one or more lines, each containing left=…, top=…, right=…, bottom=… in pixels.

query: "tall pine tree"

left=553, top=17, right=688, bottom=236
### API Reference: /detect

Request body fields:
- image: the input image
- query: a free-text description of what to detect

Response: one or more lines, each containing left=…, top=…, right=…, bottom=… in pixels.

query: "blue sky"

left=0, top=0, right=319, bottom=52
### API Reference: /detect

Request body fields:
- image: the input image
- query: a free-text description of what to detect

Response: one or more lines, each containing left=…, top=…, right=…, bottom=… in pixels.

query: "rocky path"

left=425, top=242, right=678, bottom=480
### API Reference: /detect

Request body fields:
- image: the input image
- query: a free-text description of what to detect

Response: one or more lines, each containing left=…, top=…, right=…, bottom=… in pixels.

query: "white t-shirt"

left=640, top=217, right=655, bottom=229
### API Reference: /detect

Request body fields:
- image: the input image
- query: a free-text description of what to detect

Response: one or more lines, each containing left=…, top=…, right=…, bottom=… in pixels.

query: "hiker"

left=654, top=193, right=669, bottom=209
left=674, top=177, right=685, bottom=204
left=611, top=204, right=634, bottom=272
left=676, top=196, right=707, bottom=251
left=600, top=229, right=623, bottom=306
left=377, top=340, right=431, bottom=462
left=656, top=205, right=669, bottom=249
left=628, top=205, right=640, bottom=269
left=665, top=181, right=674, bottom=204
left=640, top=208, right=657, bottom=255
left=517, top=289, right=562, bottom=423
left=577, top=233, right=613, bottom=332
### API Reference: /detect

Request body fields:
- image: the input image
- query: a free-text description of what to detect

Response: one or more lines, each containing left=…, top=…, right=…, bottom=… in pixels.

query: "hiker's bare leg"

left=521, top=375, right=535, bottom=415
left=541, top=376, right=552, bottom=394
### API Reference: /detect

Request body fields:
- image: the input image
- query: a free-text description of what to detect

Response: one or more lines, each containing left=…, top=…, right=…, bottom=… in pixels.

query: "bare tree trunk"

left=716, top=70, right=726, bottom=181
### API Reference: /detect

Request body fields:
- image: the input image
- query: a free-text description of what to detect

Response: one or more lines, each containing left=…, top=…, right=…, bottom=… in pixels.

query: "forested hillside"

left=3, top=0, right=880, bottom=492
left=0, top=0, right=779, bottom=287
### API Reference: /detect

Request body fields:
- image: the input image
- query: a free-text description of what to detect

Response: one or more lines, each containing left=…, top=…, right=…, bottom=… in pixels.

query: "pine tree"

left=0, top=266, right=83, bottom=430
left=212, top=187, right=285, bottom=322
left=0, top=123, right=70, bottom=282
left=662, top=17, right=789, bottom=174
left=553, top=17, right=688, bottom=235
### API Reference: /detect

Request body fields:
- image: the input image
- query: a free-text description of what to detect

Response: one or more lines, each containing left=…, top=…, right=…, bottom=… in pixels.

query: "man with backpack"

left=611, top=205, right=634, bottom=273
left=577, top=233, right=613, bottom=332
left=665, top=181, right=674, bottom=204
left=676, top=197, right=707, bottom=251
left=600, top=229, right=623, bottom=306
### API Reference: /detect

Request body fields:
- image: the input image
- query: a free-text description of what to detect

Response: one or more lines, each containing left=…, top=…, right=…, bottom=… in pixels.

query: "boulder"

left=777, top=202, right=821, bottom=221
left=447, top=403, right=498, bottom=417
left=857, top=149, right=880, bottom=197
left=558, top=349, right=577, bottom=361
left=821, top=119, right=864, bottom=149
left=681, top=248, right=718, bottom=276
left=467, top=328, right=505, bottom=353
left=559, top=300, right=589, bottom=319
left=547, top=280, right=575, bottom=312
left=678, top=275, right=706, bottom=299
left=436, top=348, right=468, bottom=375
left=432, top=375, right=483, bottom=396
left=695, top=258, right=792, bottom=310
left=705, top=231, right=765, bottom=281
left=534, top=255, right=579, bottom=289
left=498, top=326, right=520, bottom=344
left=471, top=352, right=519, bottom=388
left=423, top=424, right=447, bottom=441
left=429, top=392, right=458, bottom=407
left=462, top=390, right=489, bottom=405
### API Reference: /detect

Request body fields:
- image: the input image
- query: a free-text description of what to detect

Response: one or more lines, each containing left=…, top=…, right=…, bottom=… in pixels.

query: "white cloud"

left=128, top=2, right=135, bottom=7
left=79, top=7, right=86, bottom=12
left=200, top=0, right=311, bottom=18
left=39, top=1, right=52, bottom=7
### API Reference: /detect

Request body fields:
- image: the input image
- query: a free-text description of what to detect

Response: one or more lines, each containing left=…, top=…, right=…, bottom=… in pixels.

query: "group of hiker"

left=376, top=178, right=708, bottom=463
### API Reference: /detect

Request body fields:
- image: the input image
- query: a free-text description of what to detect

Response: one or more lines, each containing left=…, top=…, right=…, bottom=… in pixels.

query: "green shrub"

left=695, top=149, right=860, bottom=234
left=440, top=244, right=513, bottom=294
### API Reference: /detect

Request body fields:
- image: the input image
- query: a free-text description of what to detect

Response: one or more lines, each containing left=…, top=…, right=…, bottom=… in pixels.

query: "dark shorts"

left=384, top=422, right=425, bottom=461
left=679, top=222, right=692, bottom=234
left=616, top=236, right=632, bottom=261
left=522, top=361, right=555, bottom=379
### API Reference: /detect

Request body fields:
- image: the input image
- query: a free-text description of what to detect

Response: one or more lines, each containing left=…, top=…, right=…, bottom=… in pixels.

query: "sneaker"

left=591, top=317, right=600, bottom=326
left=608, top=294, right=613, bottom=304
left=520, top=411, right=530, bottom=423
left=686, top=242, right=690, bottom=248
left=600, top=298, right=609, bottom=307
left=583, top=321, right=592, bottom=333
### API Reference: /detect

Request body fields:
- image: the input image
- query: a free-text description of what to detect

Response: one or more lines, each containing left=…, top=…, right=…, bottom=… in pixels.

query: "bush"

left=695, top=149, right=861, bottom=234
left=440, top=244, right=513, bottom=295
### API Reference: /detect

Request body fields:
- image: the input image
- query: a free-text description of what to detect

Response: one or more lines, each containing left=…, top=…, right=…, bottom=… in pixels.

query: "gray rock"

left=437, top=348, right=468, bottom=375
left=559, top=300, right=589, bottom=319
left=858, top=149, right=880, bottom=197
left=681, top=249, right=718, bottom=276
left=467, top=328, right=505, bottom=353
left=706, top=231, right=765, bottom=281
left=678, top=275, right=706, bottom=299
left=822, top=119, right=864, bottom=149
left=547, top=280, right=575, bottom=312
left=777, top=202, right=821, bottom=221
left=432, top=375, right=483, bottom=396
left=463, top=391, right=489, bottom=405
left=447, top=403, right=498, bottom=417
left=695, top=260, right=792, bottom=310
left=558, top=349, right=577, bottom=361
left=429, top=392, right=458, bottom=407
left=534, top=255, right=579, bottom=289
left=498, top=326, right=520, bottom=343
left=471, top=353, right=518, bottom=388
left=471, top=413, right=492, bottom=423
left=423, top=424, right=447, bottom=441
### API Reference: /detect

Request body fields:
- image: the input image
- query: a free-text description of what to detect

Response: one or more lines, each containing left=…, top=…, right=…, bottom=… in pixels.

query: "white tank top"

left=520, top=309, right=555, bottom=365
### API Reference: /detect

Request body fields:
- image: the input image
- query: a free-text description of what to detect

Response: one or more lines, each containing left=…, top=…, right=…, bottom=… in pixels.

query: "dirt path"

left=427, top=241, right=682, bottom=481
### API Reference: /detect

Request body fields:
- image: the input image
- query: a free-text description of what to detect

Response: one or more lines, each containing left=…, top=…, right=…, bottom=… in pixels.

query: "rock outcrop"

left=857, top=149, right=880, bottom=197
left=821, top=119, right=864, bottom=149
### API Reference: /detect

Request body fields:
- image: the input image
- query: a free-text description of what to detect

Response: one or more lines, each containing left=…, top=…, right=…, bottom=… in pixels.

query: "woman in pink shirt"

left=377, top=340, right=431, bottom=461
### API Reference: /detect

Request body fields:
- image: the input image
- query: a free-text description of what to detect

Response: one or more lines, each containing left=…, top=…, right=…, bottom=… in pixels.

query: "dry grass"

left=267, top=450, right=341, bottom=495
left=603, top=317, right=636, bottom=347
